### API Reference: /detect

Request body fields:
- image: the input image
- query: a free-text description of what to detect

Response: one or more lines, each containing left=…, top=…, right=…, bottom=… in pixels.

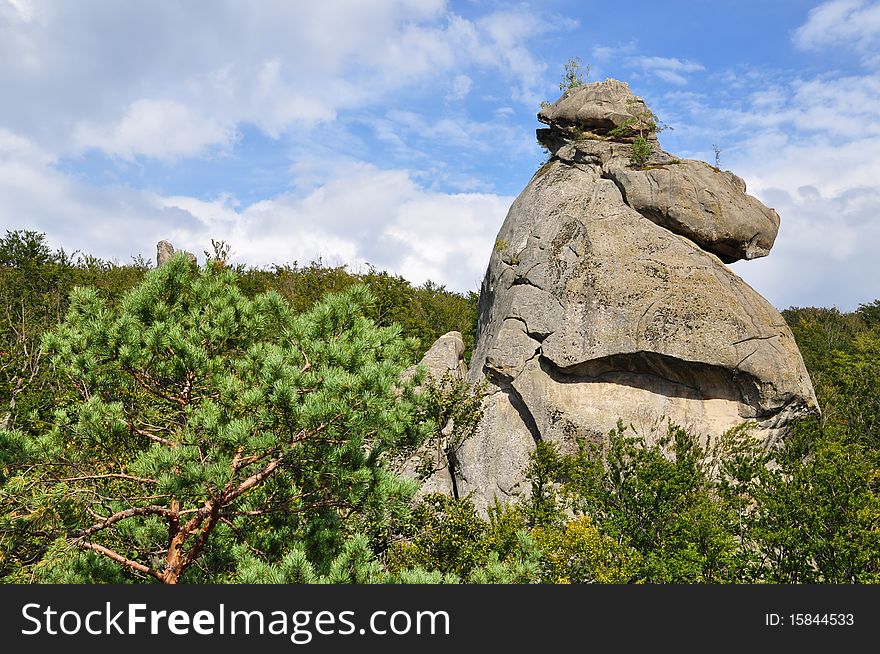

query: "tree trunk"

left=162, top=532, right=185, bottom=584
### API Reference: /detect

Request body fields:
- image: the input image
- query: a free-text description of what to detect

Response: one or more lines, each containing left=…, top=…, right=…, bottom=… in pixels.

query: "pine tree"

left=2, top=253, right=429, bottom=583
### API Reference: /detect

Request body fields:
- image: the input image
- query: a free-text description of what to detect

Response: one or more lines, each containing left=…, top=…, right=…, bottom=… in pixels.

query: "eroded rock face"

left=540, top=109, right=779, bottom=263
left=444, top=80, right=817, bottom=511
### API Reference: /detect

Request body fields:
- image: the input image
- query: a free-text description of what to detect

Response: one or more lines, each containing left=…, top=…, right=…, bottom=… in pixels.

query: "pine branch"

left=128, top=422, right=176, bottom=447
left=123, top=365, right=187, bottom=409
left=71, top=505, right=175, bottom=539
left=57, top=473, right=158, bottom=485
left=72, top=540, right=163, bottom=581
left=224, top=456, right=283, bottom=505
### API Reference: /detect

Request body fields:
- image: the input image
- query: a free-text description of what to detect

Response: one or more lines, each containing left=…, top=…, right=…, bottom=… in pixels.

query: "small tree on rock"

left=560, top=57, right=589, bottom=91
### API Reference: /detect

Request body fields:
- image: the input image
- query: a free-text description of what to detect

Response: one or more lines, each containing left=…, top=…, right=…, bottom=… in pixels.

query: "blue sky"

left=1, top=1, right=879, bottom=309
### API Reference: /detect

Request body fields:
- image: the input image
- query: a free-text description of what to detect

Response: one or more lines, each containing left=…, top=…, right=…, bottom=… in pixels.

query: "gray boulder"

left=156, top=240, right=175, bottom=267
left=415, top=331, right=468, bottom=382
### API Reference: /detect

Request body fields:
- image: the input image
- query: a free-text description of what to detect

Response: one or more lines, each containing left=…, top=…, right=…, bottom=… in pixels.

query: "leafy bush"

left=387, top=493, right=489, bottom=578
left=532, top=516, right=641, bottom=583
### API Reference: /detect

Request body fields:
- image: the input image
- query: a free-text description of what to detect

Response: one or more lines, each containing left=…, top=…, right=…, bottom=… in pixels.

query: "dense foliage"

left=1, top=230, right=878, bottom=584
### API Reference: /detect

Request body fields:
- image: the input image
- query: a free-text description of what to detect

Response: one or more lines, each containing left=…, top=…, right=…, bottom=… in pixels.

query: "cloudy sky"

left=1, top=0, right=878, bottom=310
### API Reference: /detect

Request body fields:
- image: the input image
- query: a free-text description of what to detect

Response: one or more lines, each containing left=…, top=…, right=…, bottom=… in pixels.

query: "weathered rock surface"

left=455, top=158, right=816, bottom=510
left=156, top=240, right=197, bottom=267
left=538, top=83, right=780, bottom=263
left=415, top=331, right=468, bottom=382
left=156, top=240, right=175, bottom=267
left=440, top=80, right=817, bottom=511
left=400, top=332, right=468, bottom=496
left=605, top=159, right=779, bottom=262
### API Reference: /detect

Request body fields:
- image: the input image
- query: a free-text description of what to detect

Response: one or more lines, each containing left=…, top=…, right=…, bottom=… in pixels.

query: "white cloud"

left=474, top=10, right=551, bottom=104
left=159, top=163, right=511, bottom=291
left=447, top=74, right=473, bottom=102
left=793, top=0, right=880, bottom=57
left=730, top=184, right=880, bottom=310
left=0, top=127, right=54, bottom=166
left=73, top=100, right=234, bottom=161
left=0, top=139, right=510, bottom=291
left=5, top=0, right=37, bottom=22
left=658, top=69, right=880, bottom=310
left=627, top=56, right=705, bottom=86
left=592, top=41, right=638, bottom=62
left=0, top=133, right=192, bottom=258
left=381, top=109, right=531, bottom=156
left=0, top=1, right=559, bottom=160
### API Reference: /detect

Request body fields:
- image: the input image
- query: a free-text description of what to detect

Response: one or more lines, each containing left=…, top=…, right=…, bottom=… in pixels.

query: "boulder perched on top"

left=422, top=79, right=818, bottom=512
left=538, top=78, right=656, bottom=139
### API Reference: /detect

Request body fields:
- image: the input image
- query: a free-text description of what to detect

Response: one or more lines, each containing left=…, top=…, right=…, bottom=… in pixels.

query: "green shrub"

left=629, top=136, right=652, bottom=168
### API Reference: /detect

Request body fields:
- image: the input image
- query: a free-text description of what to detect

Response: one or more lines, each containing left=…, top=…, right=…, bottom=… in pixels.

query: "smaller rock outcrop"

left=416, top=331, right=468, bottom=382
left=156, top=240, right=197, bottom=267
left=156, top=240, right=175, bottom=267
left=399, top=332, right=468, bottom=496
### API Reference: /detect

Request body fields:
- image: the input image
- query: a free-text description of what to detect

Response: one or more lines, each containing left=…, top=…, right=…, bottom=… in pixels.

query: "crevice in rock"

left=732, top=334, right=779, bottom=346
left=540, top=350, right=772, bottom=417
left=605, top=168, right=629, bottom=204
left=445, top=445, right=460, bottom=500
left=735, top=348, right=758, bottom=369
left=503, top=314, right=553, bottom=344
left=485, top=366, right=543, bottom=444
left=511, top=275, right=545, bottom=290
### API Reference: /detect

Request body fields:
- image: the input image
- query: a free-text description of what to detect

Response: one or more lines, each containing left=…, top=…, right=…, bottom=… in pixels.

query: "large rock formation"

left=445, top=79, right=818, bottom=510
